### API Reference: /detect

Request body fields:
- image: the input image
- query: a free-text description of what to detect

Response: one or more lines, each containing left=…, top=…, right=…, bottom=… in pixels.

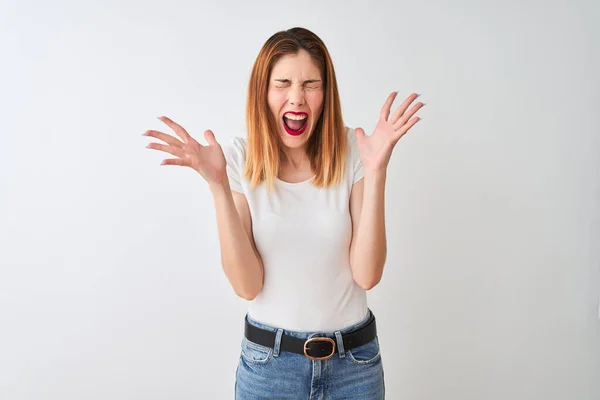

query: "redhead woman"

left=144, top=26, right=425, bottom=399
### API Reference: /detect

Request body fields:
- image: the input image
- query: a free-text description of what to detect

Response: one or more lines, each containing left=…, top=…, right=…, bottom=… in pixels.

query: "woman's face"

left=267, top=49, right=324, bottom=149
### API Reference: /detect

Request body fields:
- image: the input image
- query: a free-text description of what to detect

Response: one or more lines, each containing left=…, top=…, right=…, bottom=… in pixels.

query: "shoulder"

left=223, top=136, right=247, bottom=154
left=344, top=126, right=358, bottom=151
left=343, top=126, right=364, bottom=184
left=343, top=126, right=360, bottom=161
left=222, top=136, right=248, bottom=192
left=222, top=136, right=248, bottom=164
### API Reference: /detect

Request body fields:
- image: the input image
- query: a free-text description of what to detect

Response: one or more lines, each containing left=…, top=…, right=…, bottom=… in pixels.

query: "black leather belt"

left=244, top=312, right=377, bottom=361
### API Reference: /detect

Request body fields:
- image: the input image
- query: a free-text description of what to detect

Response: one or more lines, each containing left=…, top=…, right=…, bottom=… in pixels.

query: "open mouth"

left=282, top=112, right=308, bottom=136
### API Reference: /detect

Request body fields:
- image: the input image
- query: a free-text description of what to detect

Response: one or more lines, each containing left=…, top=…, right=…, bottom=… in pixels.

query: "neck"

left=280, top=145, right=310, bottom=172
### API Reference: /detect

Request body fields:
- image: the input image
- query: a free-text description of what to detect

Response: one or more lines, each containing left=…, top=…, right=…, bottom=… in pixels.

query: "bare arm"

left=210, top=180, right=264, bottom=300
left=348, top=91, right=424, bottom=290
left=143, top=116, right=263, bottom=300
left=349, top=171, right=387, bottom=290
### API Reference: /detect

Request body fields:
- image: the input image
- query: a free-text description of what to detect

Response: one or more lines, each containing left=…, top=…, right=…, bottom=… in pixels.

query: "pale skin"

left=266, top=50, right=324, bottom=181
left=143, top=50, right=425, bottom=297
left=350, top=91, right=425, bottom=289
left=143, top=118, right=264, bottom=300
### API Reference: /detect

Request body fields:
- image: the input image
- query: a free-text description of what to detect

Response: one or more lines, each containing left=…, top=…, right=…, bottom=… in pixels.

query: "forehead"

left=270, top=50, right=321, bottom=79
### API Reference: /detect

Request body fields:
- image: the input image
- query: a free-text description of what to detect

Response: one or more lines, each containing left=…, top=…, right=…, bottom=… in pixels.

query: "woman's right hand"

left=144, top=116, right=227, bottom=186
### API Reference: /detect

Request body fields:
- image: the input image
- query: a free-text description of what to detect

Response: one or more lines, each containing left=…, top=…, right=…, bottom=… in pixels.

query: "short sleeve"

left=221, top=137, right=246, bottom=193
left=347, top=127, right=364, bottom=184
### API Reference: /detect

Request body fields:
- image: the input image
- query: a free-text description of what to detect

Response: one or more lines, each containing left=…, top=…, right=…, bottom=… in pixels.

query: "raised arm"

left=144, top=116, right=263, bottom=300
left=210, top=181, right=264, bottom=300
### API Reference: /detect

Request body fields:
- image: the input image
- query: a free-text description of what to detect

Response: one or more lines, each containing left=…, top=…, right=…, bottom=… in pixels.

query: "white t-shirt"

left=222, top=126, right=369, bottom=332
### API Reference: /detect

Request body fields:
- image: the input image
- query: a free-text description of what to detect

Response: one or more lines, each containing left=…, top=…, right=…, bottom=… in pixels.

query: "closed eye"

left=273, top=79, right=322, bottom=88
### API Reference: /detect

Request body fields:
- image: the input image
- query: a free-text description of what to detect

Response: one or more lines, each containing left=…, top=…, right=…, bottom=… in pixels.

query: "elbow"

left=235, top=288, right=262, bottom=301
left=356, top=276, right=381, bottom=291
left=354, top=268, right=382, bottom=290
left=353, top=264, right=384, bottom=291
left=351, top=251, right=385, bottom=291
left=353, top=263, right=383, bottom=290
left=234, top=285, right=262, bottom=301
left=223, top=258, right=264, bottom=301
left=234, top=277, right=263, bottom=300
left=236, top=287, right=260, bottom=301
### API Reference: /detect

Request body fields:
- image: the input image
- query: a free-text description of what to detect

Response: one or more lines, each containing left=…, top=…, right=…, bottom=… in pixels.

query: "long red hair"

left=244, top=27, right=347, bottom=191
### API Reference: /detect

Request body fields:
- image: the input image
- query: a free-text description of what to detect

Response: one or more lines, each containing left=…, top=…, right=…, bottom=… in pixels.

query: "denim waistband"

left=245, top=308, right=374, bottom=340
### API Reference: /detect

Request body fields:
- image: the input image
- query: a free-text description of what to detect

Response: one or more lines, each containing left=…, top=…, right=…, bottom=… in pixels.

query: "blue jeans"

left=235, top=308, right=385, bottom=399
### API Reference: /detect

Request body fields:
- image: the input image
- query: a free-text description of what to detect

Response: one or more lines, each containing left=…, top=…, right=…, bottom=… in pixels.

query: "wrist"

left=209, top=176, right=231, bottom=197
left=364, top=168, right=387, bottom=182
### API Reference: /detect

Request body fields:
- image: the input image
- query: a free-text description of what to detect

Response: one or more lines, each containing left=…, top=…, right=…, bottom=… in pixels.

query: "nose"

left=289, top=86, right=305, bottom=106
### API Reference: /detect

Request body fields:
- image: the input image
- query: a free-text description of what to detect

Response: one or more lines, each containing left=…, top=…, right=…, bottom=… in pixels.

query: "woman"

left=144, top=27, right=424, bottom=399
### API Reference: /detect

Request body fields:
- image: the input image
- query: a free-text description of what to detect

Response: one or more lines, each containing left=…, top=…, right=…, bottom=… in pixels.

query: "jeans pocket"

left=240, top=337, right=274, bottom=365
left=346, top=336, right=381, bottom=365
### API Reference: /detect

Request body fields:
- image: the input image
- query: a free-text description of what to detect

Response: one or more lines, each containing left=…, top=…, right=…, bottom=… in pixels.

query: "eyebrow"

left=274, top=79, right=322, bottom=84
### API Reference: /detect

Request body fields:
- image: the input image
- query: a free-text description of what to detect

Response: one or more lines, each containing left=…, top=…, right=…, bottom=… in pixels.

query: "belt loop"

left=273, top=328, right=284, bottom=357
left=334, top=330, right=345, bottom=358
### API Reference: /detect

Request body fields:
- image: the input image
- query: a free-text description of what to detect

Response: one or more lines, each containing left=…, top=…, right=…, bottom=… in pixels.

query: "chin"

left=279, top=133, right=311, bottom=149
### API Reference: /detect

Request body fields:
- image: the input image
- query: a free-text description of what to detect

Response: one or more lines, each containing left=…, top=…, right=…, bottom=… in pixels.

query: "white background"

left=1, top=0, right=599, bottom=398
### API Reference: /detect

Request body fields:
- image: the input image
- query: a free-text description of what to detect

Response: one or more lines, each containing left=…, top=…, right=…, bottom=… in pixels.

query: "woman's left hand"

left=356, top=92, right=425, bottom=171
